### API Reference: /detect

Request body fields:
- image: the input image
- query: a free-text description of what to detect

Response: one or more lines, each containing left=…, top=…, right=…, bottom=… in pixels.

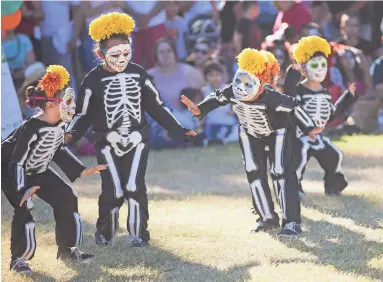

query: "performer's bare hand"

left=81, top=165, right=108, bottom=177
left=64, top=134, right=73, bottom=144
left=348, top=82, right=356, bottom=96
left=308, top=127, right=324, bottom=140
left=181, top=95, right=201, bottom=116
left=185, top=130, right=197, bottom=137
left=20, top=186, right=40, bottom=207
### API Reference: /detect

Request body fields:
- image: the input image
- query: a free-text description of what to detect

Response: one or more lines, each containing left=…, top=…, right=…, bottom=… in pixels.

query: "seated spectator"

left=310, top=1, right=334, bottom=40
left=234, top=1, right=261, bottom=54
left=15, top=1, right=44, bottom=61
left=201, top=61, right=238, bottom=144
left=2, top=29, right=36, bottom=90
left=17, top=62, right=45, bottom=118
left=338, top=13, right=374, bottom=61
left=148, top=37, right=205, bottom=110
left=150, top=88, right=203, bottom=149
left=272, top=1, right=312, bottom=35
left=186, top=37, right=215, bottom=77
left=164, top=1, right=188, bottom=61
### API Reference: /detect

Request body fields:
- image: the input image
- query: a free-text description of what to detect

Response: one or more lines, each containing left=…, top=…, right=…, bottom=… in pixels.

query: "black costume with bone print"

left=67, top=63, right=190, bottom=244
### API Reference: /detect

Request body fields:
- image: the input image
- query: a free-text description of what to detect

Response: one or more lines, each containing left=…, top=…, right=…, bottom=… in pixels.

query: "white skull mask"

left=232, top=69, right=261, bottom=101
left=105, top=44, right=132, bottom=72
left=59, top=87, right=76, bottom=123
left=305, top=56, right=328, bottom=83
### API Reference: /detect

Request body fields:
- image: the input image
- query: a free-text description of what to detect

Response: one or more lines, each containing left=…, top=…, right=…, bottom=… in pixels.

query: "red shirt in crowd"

left=273, top=2, right=312, bottom=34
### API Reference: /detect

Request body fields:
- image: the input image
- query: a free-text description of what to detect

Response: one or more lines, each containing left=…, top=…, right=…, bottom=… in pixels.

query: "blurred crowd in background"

left=2, top=0, right=383, bottom=155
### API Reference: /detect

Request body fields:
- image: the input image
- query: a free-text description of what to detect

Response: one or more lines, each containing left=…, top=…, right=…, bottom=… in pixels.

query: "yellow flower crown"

left=293, top=35, right=331, bottom=64
left=237, top=48, right=269, bottom=83
left=261, top=50, right=280, bottom=78
left=38, top=65, right=70, bottom=97
left=89, top=12, right=135, bottom=42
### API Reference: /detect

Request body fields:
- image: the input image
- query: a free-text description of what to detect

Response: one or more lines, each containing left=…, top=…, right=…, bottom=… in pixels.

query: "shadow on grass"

left=302, top=193, right=383, bottom=229
left=275, top=216, right=383, bottom=281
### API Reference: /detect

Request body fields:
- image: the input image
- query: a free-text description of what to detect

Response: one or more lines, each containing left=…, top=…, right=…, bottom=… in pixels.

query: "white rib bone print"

left=231, top=99, right=273, bottom=137
left=25, top=125, right=65, bottom=173
left=102, top=73, right=143, bottom=156
left=301, top=94, right=333, bottom=128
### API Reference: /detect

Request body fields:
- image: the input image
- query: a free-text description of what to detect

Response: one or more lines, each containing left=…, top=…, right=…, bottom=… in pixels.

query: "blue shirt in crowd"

left=2, top=34, right=33, bottom=72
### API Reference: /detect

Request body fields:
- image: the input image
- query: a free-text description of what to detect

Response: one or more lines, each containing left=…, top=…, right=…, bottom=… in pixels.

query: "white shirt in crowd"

left=86, top=1, right=124, bottom=28
left=126, top=1, right=166, bottom=30
left=202, top=84, right=237, bottom=126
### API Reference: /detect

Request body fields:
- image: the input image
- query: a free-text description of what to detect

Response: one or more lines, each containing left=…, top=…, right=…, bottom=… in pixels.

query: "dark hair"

left=242, top=1, right=259, bottom=10
left=203, top=60, right=224, bottom=77
left=312, top=51, right=327, bottom=59
left=93, top=33, right=131, bottom=59
left=153, top=37, right=178, bottom=65
left=180, top=88, right=202, bottom=109
left=302, top=22, right=324, bottom=37
left=25, top=86, right=48, bottom=109
left=194, top=37, right=212, bottom=50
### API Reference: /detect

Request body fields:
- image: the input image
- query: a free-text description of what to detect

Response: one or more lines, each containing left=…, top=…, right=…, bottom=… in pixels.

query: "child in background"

left=202, top=60, right=238, bottom=144
left=234, top=1, right=262, bottom=53
left=165, top=1, right=188, bottom=61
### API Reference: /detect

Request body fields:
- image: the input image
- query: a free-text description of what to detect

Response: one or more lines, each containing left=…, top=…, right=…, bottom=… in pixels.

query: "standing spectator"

left=272, top=1, right=312, bottom=35
left=40, top=1, right=81, bottom=90
left=257, top=1, right=278, bottom=37
left=15, top=1, right=45, bottom=61
left=2, top=29, right=36, bottom=90
left=186, top=37, right=215, bottom=76
left=148, top=38, right=204, bottom=110
left=371, top=56, right=383, bottom=105
left=164, top=1, right=188, bottom=61
left=202, top=61, right=238, bottom=144
left=234, top=1, right=261, bottom=54
left=126, top=1, right=167, bottom=69
left=371, top=2, right=383, bottom=52
left=338, top=14, right=374, bottom=61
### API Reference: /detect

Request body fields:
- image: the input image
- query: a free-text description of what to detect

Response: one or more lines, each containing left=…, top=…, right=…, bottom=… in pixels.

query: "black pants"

left=2, top=168, right=82, bottom=261
left=238, top=126, right=301, bottom=226
left=95, top=142, right=150, bottom=242
left=296, top=135, right=348, bottom=194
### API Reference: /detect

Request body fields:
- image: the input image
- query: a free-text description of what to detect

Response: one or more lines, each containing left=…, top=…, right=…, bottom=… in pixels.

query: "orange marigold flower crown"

left=89, top=12, right=135, bottom=42
left=261, top=50, right=280, bottom=80
left=293, top=35, right=331, bottom=64
left=237, top=48, right=270, bottom=84
left=37, top=65, right=70, bottom=98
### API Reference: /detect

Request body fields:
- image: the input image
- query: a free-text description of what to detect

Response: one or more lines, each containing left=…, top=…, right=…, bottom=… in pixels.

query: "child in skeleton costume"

left=182, top=49, right=322, bottom=236
left=1, top=65, right=107, bottom=275
left=284, top=36, right=358, bottom=197
left=65, top=13, right=196, bottom=247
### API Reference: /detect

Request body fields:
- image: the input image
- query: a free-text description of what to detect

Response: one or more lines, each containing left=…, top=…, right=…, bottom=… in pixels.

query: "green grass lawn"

left=2, top=135, right=383, bottom=281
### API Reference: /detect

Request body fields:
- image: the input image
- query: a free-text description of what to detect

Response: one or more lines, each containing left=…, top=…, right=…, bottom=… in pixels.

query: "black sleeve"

left=283, top=66, right=302, bottom=97
left=142, top=74, right=190, bottom=138
left=332, top=89, right=359, bottom=118
left=66, top=75, right=96, bottom=143
left=8, top=121, right=40, bottom=193
left=265, top=88, right=316, bottom=134
left=197, top=84, right=232, bottom=119
left=52, top=145, right=86, bottom=182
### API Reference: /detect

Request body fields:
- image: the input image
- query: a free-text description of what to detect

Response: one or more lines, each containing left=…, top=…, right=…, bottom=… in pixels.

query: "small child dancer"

left=1, top=65, right=107, bottom=275
left=182, top=48, right=322, bottom=236
left=66, top=13, right=196, bottom=247
left=284, top=36, right=358, bottom=196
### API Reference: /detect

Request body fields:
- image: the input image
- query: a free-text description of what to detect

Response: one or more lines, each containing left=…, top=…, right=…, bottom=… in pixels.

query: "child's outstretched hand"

left=185, top=130, right=197, bottom=137
left=64, top=133, right=73, bottom=144
left=81, top=165, right=108, bottom=177
left=181, top=95, right=201, bottom=116
left=20, top=186, right=40, bottom=207
left=348, top=82, right=356, bottom=96
left=308, top=127, right=324, bottom=140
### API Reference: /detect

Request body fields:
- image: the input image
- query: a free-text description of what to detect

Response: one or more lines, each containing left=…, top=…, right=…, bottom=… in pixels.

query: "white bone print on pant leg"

left=102, top=73, right=143, bottom=156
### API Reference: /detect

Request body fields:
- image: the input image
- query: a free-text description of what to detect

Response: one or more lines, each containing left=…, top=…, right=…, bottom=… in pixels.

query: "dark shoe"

left=325, top=189, right=342, bottom=196
left=95, top=231, right=110, bottom=246
left=128, top=236, right=149, bottom=247
left=278, top=222, right=302, bottom=236
left=10, top=259, right=32, bottom=275
left=251, top=216, right=280, bottom=232
left=57, top=247, right=94, bottom=261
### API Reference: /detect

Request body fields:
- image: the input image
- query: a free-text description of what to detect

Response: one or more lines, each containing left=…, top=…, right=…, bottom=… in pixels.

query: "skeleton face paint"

left=232, top=69, right=261, bottom=101
left=305, top=56, right=328, bottom=82
left=105, top=44, right=132, bottom=72
left=59, top=88, right=76, bottom=122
